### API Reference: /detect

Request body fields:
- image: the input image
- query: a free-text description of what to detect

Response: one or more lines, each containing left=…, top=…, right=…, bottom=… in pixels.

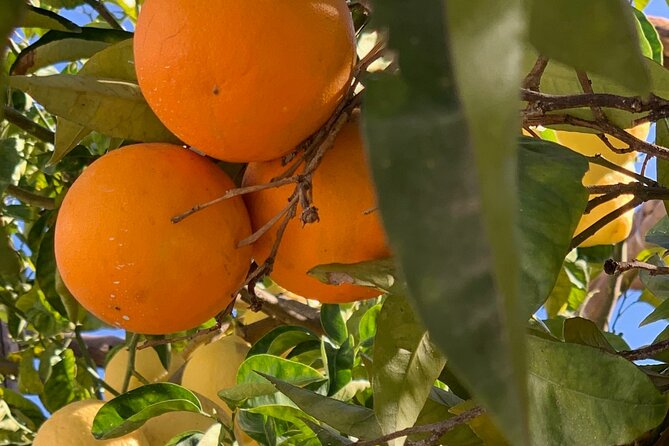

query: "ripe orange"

left=134, top=0, right=356, bottom=162
left=243, top=120, right=390, bottom=303
left=55, top=144, right=252, bottom=334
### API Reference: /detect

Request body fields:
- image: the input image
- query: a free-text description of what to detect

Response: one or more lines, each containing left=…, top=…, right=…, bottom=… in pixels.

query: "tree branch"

left=353, top=406, right=485, bottom=446
left=619, top=339, right=669, bottom=361
left=570, top=197, right=643, bottom=249
left=3, top=106, right=55, bottom=144
left=603, top=259, right=669, bottom=276
left=522, top=56, right=549, bottom=91
left=4, top=185, right=57, bottom=210
left=83, top=0, right=123, bottom=30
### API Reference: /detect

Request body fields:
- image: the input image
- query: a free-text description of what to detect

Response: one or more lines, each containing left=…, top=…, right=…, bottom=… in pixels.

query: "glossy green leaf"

left=236, top=354, right=324, bottom=407
left=325, top=336, right=354, bottom=396
left=260, top=373, right=382, bottom=440
left=10, top=28, right=132, bottom=75
left=633, top=8, right=664, bottom=64
left=9, top=74, right=178, bottom=143
left=164, top=431, right=204, bottom=446
left=92, top=383, right=203, bottom=440
left=21, top=6, right=82, bottom=32
left=528, top=0, right=650, bottom=94
left=248, top=326, right=319, bottom=358
left=218, top=382, right=279, bottom=410
left=373, top=295, right=446, bottom=445
left=246, top=404, right=318, bottom=439
left=518, top=138, right=589, bottom=315
left=358, top=303, right=382, bottom=343
left=321, top=304, right=348, bottom=345
left=42, top=349, right=89, bottom=413
left=528, top=336, right=669, bottom=445
left=35, top=228, right=68, bottom=318
left=363, top=0, right=528, bottom=443
left=634, top=0, right=651, bottom=9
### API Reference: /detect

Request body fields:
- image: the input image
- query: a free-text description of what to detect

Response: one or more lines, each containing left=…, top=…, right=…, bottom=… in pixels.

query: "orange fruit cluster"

left=55, top=0, right=390, bottom=335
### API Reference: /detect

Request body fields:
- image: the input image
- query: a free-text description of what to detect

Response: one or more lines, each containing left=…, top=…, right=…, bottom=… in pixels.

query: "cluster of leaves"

left=5, top=0, right=669, bottom=446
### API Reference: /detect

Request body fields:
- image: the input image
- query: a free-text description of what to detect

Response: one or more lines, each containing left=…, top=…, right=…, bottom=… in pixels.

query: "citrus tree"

left=5, top=0, right=669, bottom=445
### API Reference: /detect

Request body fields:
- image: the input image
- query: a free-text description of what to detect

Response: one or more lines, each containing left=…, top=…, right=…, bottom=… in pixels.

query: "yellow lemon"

left=33, top=400, right=149, bottom=446
left=181, top=336, right=250, bottom=415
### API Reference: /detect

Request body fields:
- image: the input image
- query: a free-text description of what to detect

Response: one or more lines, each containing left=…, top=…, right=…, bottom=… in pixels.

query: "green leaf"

left=0, top=0, right=25, bottom=121
left=325, top=336, right=354, bottom=396
left=0, top=224, right=20, bottom=280
left=0, top=388, right=46, bottom=431
left=165, top=432, right=204, bottom=446
left=259, top=373, right=382, bottom=440
left=633, top=8, right=664, bottom=65
left=562, top=317, right=615, bottom=352
left=372, top=295, right=446, bottom=445
left=35, top=228, right=68, bottom=318
left=248, top=326, right=319, bottom=358
left=18, top=351, right=43, bottom=395
left=410, top=392, right=481, bottom=446
left=646, top=216, right=669, bottom=249
left=358, top=303, right=382, bottom=344
left=236, top=355, right=325, bottom=407
left=364, top=1, right=528, bottom=443
left=9, top=74, right=178, bottom=144
left=42, top=349, right=89, bottom=413
left=309, top=258, right=398, bottom=294
left=10, top=28, right=132, bottom=75
left=0, top=139, right=21, bottom=194
left=246, top=404, right=318, bottom=439
left=634, top=0, right=651, bottom=10
left=657, top=120, right=669, bottom=215
left=218, top=382, right=279, bottom=410
left=302, top=419, right=353, bottom=446
left=528, top=0, right=650, bottom=94
left=638, top=256, right=669, bottom=319
left=641, top=291, right=669, bottom=326
left=21, top=6, right=82, bottom=33
left=518, top=138, right=589, bottom=315
left=51, top=39, right=137, bottom=165
left=535, top=57, right=669, bottom=130
left=528, top=336, right=669, bottom=446
left=92, top=383, right=203, bottom=440
left=321, top=305, right=348, bottom=346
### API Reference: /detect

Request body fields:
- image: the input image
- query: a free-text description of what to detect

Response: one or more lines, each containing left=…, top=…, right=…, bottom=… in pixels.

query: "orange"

left=134, top=0, right=356, bottom=162
left=55, top=144, right=252, bottom=334
left=243, top=120, right=390, bottom=303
